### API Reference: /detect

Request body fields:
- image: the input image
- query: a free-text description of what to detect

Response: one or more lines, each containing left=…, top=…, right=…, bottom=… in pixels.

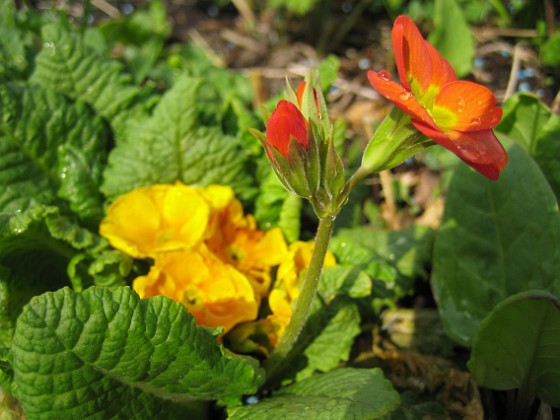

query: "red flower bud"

left=265, top=100, right=308, bottom=159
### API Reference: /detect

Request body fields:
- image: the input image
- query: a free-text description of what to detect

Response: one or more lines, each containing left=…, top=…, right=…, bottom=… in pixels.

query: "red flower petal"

left=412, top=120, right=507, bottom=179
left=393, top=15, right=432, bottom=94
left=367, top=70, right=434, bottom=125
left=432, top=81, right=503, bottom=131
left=266, top=100, right=308, bottom=159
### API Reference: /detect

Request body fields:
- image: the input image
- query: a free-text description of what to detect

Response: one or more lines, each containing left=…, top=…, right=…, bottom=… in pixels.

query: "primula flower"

left=264, top=241, right=336, bottom=345
left=100, top=183, right=210, bottom=258
left=201, top=185, right=289, bottom=297
left=368, top=15, right=507, bottom=180
left=264, top=100, right=309, bottom=159
left=133, top=246, right=259, bottom=332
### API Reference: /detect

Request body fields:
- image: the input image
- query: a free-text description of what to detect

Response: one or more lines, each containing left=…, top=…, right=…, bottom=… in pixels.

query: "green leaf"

left=31, top=23, right=150, bottom=136
left=11, top=286, right=264, bottom=417
left=0, top=82, right=108, bottom=222
left=288, top=268, right=371, bottom=381
left=255, top=171, right=301, bottom=242
left=330, top=225, right=434, bottom=310
left=468, top=291, right=560, bottom=407
left=497, top=93, right=560, bottom=199
left=101, top=76, right=254, bottom=200
left=318, top=265, right=372, bottom=301
left=431, top=142, right=560, bottom=346
left=429, top=0, right=474, bottom=77
left=295, top=300, right=362, bottom=381
left=229, top=368, right=400, bottom=419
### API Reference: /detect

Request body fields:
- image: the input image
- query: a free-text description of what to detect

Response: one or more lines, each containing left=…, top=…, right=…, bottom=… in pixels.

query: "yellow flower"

left=227, top=240, right=336, bottom=353
left=100, top=183, right=210, bottom=258
left=202, top=185, right=289, bottom=297
left=133, top=245, right=259, bottom=332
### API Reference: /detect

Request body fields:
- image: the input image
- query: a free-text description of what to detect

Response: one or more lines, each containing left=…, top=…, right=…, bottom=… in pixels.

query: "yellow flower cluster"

left=227, top=241, right=336, bottom=354
left=100, top=183, right=288, bottom=333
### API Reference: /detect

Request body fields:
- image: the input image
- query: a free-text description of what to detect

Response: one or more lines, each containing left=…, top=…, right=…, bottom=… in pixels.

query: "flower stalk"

left=264, top=214, right=335, bottom=383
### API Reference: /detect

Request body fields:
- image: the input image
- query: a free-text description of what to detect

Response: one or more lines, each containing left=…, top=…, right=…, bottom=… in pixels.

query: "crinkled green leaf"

left=0, top=206, right=102, bottom=350
left=0, top=82, right=108, bottom=222
left=468, top=291, right=560, bottom=407
left=382, top=391, right=447, bottom=419
left=318, top=265, right=372, bottom=301
left=429, top=0, right=474, bottom=77
left=0, top=1, right=41, bottom=81
left=330, top=225, right=434, bottom=309
left=288, top=269, right=371, bottom=381
left=68, top=246, right=132, bottom=291
left=229, top=368, right=400, bottom=419
left=295, top=299, right=361, bottom=381
left=11, top=286, right=264, bottom=417
left=31, top=23, right=150, bottom=137
left=101, top=76, right=254, bottom=200
left=497, top=93, right=560, bottom=199
left=432, top=142, right=560, bottom=346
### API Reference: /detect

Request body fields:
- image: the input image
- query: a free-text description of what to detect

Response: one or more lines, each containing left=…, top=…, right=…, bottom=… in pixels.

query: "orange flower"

left=368, top=15, right=507, bottom=180
left=202, top=185, right=289, bottom=297
left=133, top=246, right=259, bottom=332
left=264, top=100, right=308, bottom=159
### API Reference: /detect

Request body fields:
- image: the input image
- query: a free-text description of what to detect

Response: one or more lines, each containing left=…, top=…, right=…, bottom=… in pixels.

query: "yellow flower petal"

left=100, top=183, right=210, bottom=258
left=133, top=246, right=259, bottom=332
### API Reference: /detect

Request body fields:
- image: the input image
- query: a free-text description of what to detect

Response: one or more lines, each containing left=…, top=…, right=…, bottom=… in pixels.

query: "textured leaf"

left=255, top=171, right=301, bottom=242
left=295, top=300, right=361, bottom=381
left=289, top=268, right=371, bottom=381
left=429, top=0, right=474, bottom=77
left=468, top=291, right=560, bottom=407
left=431, top=142, right=560, bottom=346
left=229, top=368, right=400, bottom=419
left=497, top=93, right=560, bottom=199
left=31, top=23, right=150, bottom=136
left=0, top=82, right=108, bottom=222
left=101, top=76, right=254, bottom=200
left=318, top=265, right=372, bottom=301
left=11, top=286, right=264, bottom=418
left=330, top=225, right=434, bottom=310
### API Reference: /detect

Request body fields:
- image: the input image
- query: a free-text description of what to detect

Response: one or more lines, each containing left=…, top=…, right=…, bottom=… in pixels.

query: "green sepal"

left=361, top=107, right=432, bottom=174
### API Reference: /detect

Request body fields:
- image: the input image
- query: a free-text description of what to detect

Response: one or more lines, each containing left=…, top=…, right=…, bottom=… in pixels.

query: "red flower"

left=368, top=15, right=507, bottom=179
left=265, top=100, right=308, bottom=159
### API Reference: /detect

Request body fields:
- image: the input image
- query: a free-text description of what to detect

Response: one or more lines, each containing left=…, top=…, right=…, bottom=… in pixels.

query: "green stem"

left=264, top=215, right=336, bottom=384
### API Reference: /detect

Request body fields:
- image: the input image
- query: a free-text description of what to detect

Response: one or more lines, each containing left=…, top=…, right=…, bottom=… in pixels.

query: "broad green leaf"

left=330, top=225, right=434, bottom=310
left=497, top=93, right=560, bottom=199
left=295, top=300, right=361, bottom=381
left=0, top=82, right=108, bottom=222
left=255, top=171, right=301, bottom=242
left=0, top=1, right=41, bottom=81
left=31, top=23, right=150, bottom=137
left=318, top=265, right=371, bottom=301
left=382, top=391, right=446, bottom=419
left=0, top=205, right=103, bottom=349
left=289, top=268, right=371, bottom=381
left=431, top=142, right=560, bottom=346
left=468, top=291, right=560, bottom=407
left=101, top=76, right=254, bottom=200
left=11, top=287, right=264, bottom=417
left=229, top=368, right=400, bottom=419
left=429, top=0, right=474, bottom=77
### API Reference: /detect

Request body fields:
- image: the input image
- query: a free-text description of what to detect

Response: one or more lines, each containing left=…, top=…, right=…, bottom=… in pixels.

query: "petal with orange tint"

left=412, top=120, right=507, bottom=179
left=424, top=42, right=457, bottom=89
left=432, top=81, right=502, bottom=131
left=367, top=70, right=434, bottom=125
left=392, top=15, right=432, bottom=95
